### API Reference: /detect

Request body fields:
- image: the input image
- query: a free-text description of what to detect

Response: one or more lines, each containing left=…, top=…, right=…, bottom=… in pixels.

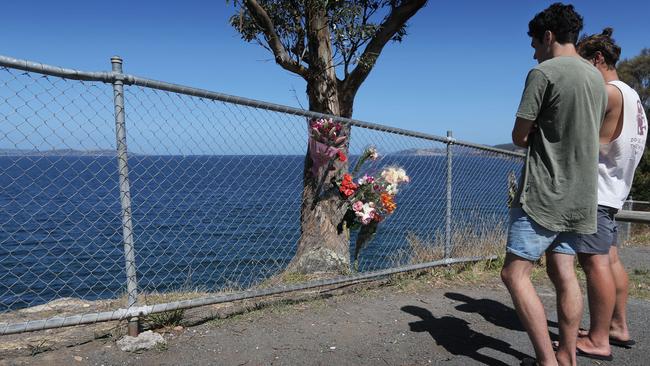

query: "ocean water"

left=0, top=154, right=521, bottom=310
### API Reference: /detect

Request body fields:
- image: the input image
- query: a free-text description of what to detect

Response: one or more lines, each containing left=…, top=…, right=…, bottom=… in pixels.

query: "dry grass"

left=625, top=225, right=650, bottom=247
left=258, top=271, right=337, bottom=288
left=396, top=216, right=508, bottom=266
left=385, top=216, right=508, bottom=291
left=385, top=213, right=593, bottom=291
left=138, top=290, right=212, bottom=305
left=145, top=309, right=185, bottom=328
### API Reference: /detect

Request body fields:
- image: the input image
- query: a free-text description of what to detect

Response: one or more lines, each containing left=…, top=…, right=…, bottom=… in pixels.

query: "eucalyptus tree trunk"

left=287, top=7, right=353, bottom=274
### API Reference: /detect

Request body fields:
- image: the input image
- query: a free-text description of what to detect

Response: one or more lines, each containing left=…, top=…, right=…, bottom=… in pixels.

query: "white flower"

left=385, top=184, right=398, bottom=195
left=381, top=167, right=409, bottom=186
left=367, top=147, right=379, bottom=160
left=354, top=202, right=376, bottom=225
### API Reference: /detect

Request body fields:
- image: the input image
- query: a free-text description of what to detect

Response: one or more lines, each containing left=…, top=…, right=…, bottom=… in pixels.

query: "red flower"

left=339, top=173, right=358, bottom=198
left=337, top=150, right=347, bottom=162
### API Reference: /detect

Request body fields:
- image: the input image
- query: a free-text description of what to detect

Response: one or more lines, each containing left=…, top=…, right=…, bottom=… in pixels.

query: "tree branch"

left=342, top=0, right=427, bottom=95
left=243, top=0, right=309, bottom=79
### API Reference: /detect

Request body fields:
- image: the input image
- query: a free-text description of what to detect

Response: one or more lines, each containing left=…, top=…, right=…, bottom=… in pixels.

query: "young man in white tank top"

left=570, top=29, right=648, bottom=360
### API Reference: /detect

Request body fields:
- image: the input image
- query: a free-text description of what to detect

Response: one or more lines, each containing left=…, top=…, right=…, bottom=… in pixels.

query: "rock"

left=116, top=331, right=166, bottom=352
left=173, top=326, right=183, bottom=332
left=74, top=355, right=83, bottom=362
left=19, top=298, right=95, bottom=313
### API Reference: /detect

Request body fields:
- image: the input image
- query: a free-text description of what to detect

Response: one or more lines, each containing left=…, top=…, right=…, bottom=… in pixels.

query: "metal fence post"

left=111, top=56, right=139, bottom=336
left=445, top=130, right=453, bottom=259
left=620, top=198, right=633, bottom=244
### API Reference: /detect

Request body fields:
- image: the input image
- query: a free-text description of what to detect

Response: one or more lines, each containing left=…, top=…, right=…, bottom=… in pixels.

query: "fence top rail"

left=0, top=54, right=114, bottom=83
left=0, top=54, right=524, bottom=158
left=616, top=210, right=650, bottom=224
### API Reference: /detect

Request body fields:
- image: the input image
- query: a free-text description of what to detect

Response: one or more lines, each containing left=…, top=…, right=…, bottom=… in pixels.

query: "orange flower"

left=380, top=192, right=397, bottom=214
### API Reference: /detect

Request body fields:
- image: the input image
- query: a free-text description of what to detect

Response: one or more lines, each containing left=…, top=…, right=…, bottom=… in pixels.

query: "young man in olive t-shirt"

left=500, top=3, right=607, bottom=366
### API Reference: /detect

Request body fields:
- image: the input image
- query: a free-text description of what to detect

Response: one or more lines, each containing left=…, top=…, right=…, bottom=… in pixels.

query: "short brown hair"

left=528, top=3, right=583, bottom=45
left=577, top=27, right=622, bottom=68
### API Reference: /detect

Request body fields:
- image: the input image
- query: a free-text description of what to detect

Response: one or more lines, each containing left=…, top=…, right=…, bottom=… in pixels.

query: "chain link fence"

left=0, top=54, right=525, bottom=336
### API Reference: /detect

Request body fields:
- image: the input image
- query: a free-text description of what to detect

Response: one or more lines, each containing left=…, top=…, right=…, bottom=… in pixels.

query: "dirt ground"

left=1, top=245, right=649, bottom=366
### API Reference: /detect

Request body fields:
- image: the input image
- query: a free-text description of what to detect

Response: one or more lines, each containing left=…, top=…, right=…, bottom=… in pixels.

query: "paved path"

left=2, top=247, right=649, bottom=366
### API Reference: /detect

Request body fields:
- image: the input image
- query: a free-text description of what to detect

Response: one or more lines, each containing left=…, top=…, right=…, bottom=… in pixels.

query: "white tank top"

left=598, top=80, right=648, bottom=209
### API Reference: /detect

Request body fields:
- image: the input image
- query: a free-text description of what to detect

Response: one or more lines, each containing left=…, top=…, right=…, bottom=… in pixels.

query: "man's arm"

left=599, top=84, right=623, bottom=144
left=512, top=117, right=536, bottom=147
left=513, top=69, right=546, bottom=147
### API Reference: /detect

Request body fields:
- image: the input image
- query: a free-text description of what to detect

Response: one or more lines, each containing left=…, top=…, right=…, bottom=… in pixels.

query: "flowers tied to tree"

left=335, top=146, right=410, bottom=268
left=307, top=123, right=410, bottom=269
left=308, top=118, right=347, bottom=178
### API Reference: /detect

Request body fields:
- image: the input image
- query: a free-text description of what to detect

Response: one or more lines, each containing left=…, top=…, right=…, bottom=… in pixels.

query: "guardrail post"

left=619, top=199, right=633, bottom=243
left=445, top=130, right=453, bottom=259
left=111, top=56, right=140, bottom=336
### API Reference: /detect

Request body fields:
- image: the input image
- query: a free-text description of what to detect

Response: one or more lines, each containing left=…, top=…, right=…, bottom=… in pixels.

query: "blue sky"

left=1, top=0, right=649, bottom=146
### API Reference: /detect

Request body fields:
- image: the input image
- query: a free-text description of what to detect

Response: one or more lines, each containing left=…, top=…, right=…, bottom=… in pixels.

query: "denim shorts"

left=506, top=207, right=577, bottom=261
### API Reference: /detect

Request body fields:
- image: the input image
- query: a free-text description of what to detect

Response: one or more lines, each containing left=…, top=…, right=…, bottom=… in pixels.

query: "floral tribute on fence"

left=339, top=148, right=409, bottom=268
left=308, top=118, right=410, bottom=269
left=308, top=118, right=347, bottom=177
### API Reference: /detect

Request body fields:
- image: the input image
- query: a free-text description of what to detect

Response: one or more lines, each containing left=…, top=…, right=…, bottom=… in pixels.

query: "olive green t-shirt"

left=515, top=56, right=607, bottom=234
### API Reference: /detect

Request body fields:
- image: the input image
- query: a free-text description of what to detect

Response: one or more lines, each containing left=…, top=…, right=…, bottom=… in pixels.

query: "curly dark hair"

left=528, top=3, right=583, bottom=45
left=577, top=28, right=622, bottom=68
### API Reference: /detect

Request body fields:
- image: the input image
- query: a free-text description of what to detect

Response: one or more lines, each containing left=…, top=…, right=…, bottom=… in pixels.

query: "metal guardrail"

left=616, top=210, right=650, bottom=224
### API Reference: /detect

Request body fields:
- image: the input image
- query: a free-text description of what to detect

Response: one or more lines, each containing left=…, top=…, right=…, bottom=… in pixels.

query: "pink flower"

left=357, top=174, right=375, bottom=185
left=354, top=202, right=376, bottom=225
left=353, top=201, right=363, bottom=212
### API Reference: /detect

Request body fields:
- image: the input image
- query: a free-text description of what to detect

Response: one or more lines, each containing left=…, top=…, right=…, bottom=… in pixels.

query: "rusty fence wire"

left=0, top=55, right=524, bottom=335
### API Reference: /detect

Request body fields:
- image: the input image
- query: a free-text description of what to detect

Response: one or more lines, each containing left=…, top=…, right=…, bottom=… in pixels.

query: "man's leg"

left=502, top=254, right=558, bottom=366
left=609, top=245, right=631, bottom=341
left=575, top=253, right=614, bottom=356
left=546, top=252, right=581, bottom=366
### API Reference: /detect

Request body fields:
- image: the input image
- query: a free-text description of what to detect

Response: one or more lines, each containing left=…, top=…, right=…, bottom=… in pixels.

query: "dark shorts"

left=574, top=205, right=619, bottom=255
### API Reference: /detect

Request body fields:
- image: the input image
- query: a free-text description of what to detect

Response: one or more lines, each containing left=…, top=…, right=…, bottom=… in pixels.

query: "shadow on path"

left=402, top=305, right=530, bottom=366
left=445, top=292, right=559, bottom=340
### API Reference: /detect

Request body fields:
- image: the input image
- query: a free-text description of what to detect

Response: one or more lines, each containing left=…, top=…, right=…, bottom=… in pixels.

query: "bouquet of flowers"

left=336, top=146, right=410, bottom=269
left=308, top=118, right=347, bottom=178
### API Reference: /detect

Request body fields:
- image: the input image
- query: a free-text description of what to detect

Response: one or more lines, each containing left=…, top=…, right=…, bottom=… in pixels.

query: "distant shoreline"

left=0, top=144, right=525, bottom=157
left=0, top=148, right=119, bottom=157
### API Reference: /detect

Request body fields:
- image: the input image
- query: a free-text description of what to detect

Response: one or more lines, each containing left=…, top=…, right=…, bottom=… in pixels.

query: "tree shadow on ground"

left=402, top=305, right=531, bottom=366
left=444, top=292, right=559, bottom=340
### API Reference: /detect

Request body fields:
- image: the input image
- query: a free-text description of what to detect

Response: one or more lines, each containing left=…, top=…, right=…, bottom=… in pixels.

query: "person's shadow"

left=402, top=305, right=531, bottom=366
left=445, top=292, right=559, bottom=339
